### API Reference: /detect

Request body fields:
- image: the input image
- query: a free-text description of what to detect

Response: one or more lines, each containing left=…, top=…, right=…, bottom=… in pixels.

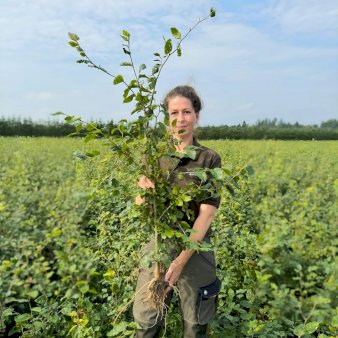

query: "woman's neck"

left=174, top=135, right=194, bottom=152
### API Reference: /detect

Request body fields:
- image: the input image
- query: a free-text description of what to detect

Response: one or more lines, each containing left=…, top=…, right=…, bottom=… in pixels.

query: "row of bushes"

left=1, top=138, right=337, bottom=337
left=1, top=117, right=338, bottom=140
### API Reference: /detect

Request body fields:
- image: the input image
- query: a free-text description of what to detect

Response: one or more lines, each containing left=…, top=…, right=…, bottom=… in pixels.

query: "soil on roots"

left=145, top=264, right=170, bottom=318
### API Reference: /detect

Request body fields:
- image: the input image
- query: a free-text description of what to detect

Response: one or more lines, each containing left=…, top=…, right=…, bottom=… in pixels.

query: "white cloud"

left=0, top=0, right=337, bottom=125
left=26, top=91, right=53, bottom=101
left=265, top=0, right=338, bottom=34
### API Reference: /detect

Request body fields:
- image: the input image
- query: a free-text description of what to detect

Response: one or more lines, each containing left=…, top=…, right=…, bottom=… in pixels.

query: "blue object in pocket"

left=200, top=276, right=221, bottom=299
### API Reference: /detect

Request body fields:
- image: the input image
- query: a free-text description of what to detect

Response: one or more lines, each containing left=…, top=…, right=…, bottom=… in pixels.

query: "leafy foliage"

left=0, top=139, right=337, bottom=337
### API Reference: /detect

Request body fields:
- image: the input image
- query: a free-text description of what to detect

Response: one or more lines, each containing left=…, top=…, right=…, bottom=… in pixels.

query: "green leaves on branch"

left=121, top=30, right=130, bottom=42
left=63, top=11, right=221, bottom=295
left=67, top=10, right=216, bottom=123
left=164, top=39, right=172, bottom=55
left=120, top=62, right=132, bottom=67
left=68, top=32, right=80, bottom=41
left=123, top=94, right=134, bottom=103
left=170, top=27, right=181, bottom=39
left=210, top=7, right=216, bottom=17
left=139, top=64, right=146, bottom=72
left=293, top=322, right=319, bottom=337
left=113, top=75, right=124, bottom=85
left=68, top=41, right=79, bottom=48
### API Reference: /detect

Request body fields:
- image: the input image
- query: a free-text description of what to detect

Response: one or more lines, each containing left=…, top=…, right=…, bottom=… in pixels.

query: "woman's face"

left=167, top=95, right=199, bottom=140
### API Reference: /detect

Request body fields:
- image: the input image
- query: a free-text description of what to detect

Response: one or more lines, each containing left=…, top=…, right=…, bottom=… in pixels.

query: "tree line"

left=1, top=116, right=337, bottom=140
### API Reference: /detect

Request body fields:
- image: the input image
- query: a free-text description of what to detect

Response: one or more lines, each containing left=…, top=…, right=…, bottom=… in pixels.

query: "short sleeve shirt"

left=159, top=138, right=221, bottom=233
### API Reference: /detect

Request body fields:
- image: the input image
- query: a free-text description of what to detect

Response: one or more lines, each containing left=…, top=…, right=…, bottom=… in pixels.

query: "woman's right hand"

left=138, top=176, right=155, bottom=189
left=135, top=176, right=155, bottom=205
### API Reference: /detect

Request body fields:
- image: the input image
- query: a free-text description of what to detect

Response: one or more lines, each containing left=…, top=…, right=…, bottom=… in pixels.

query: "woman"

left=133, top=86, right=221, bottom=338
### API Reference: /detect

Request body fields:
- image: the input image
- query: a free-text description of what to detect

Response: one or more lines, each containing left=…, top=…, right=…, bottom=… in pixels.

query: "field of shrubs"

left=0, top=137, right=337, bottom=337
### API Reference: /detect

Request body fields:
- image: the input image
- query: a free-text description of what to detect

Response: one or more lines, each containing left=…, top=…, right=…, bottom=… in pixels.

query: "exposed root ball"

left=145, top=263, right=170, bottom=318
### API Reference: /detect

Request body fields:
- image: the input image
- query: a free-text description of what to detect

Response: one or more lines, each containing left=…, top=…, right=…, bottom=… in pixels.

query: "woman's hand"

left=138, top=176, right=155, bottom=189
left=165, top=258, right=185, bottom=287
left=135, top=176, right=155, bottom=205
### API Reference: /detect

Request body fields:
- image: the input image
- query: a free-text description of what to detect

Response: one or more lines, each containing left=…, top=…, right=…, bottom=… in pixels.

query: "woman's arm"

left=164, top=203, right=217, bottom=286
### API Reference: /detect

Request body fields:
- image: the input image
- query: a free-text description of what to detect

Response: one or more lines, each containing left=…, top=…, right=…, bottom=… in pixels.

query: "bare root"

left=144, top=262, right=170, bottom=318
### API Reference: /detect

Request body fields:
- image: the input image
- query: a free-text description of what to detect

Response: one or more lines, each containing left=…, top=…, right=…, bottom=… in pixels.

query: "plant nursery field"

left=0, top=137, right=337, bottom=337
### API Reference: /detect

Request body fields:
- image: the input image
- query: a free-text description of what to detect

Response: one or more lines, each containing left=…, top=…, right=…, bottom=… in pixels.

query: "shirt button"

left=203, top=290, right=208, bottom=296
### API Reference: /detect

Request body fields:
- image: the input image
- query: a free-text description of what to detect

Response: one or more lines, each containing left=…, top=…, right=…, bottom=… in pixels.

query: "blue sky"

left=0, top=0, right=337, bottom=126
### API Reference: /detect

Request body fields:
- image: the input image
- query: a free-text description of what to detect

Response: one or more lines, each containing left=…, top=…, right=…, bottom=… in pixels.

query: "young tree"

left=59, top=7, right=245, bottom=320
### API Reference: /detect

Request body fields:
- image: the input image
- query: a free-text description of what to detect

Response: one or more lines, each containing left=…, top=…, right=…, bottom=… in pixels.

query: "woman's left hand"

left=165, top=258, right=185, bottom=287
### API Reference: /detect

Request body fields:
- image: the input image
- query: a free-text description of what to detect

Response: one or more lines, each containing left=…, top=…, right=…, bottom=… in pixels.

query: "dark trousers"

left=133, top=243, right=217, bottom=338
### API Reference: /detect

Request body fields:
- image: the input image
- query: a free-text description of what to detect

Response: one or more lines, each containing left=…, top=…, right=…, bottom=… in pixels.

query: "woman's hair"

left=164, top=85, right=203, bottom=113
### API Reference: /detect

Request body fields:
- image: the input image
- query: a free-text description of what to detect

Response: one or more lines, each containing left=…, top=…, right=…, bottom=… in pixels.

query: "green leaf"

left=305, top=322, right=319, bottom=334
left=76, top=281, right=89, bottom=294
left=86, top=150, right=100, bottom=157
left=107, top=321, right=128, bottom=336
left=120, top=62, right=132, bottom=67
left=103, top=269, right=116, bottom=279
left=177, top=47, right=182, bottom=57
left=164, top=39, right=172, bottom=54
left=293, top=324, right=306, bottom=337
left=121, top=30, right=130, bottom=42
left=225, top=184, right=235, bottom=197
left=211, top=167, right=223, bottom=180
left=109, top=178, right=119, bottom=187
left=68, top=32, right=80, bottom=41
left=84, top=133, right=96, bottom=143
left=113, top=75, right=124, bottom=85
left=86, top=122, right=97, bottom=131
left=195, top=169, right=208, bottom=181
left=33, top=321, right=44, bottom=329
left=175, top=198, right=183, bottom=207
left=331, top=315, right=338, bottom=327
left=139, top=64, right=146, bottom=72
left=52, top=111, right=65, bottom=116
left=123, top=47, right=130, bottom=55
left=148, top=77, right=156, bottom=89
left=28, top=290, right=39, bottom=299
left=170, top=27, right=181, bottom=39
left=65, top=116, right=73, bottom=123
left=65, top=115, right=80, bottom=124
left=15, top=313, right=31, bottom=324
left=164, top=112, right=169, bottom=126
left=181, top=195, right=191, bottom=202
left=121, top=30, right=130, bottom=38
left=152, top=64, right=160, bottom=75
left=75, top=124, right=82, bottom=133
left=68, top=41, right=78, bottom=48
left=246, top=165, right=255, bottom=175
left=162, top=228, right=175, bottom=239
left=157, top=122, right=167, bottom=135
left=3, top=308, right=13, bottom=317
left=227, top=176, right=239, bottom=189
left=124, top=94, right=134, bottom=103
left=227, top=289, right=235, bottom=302
left=210, top=7, right=216, bottom=17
